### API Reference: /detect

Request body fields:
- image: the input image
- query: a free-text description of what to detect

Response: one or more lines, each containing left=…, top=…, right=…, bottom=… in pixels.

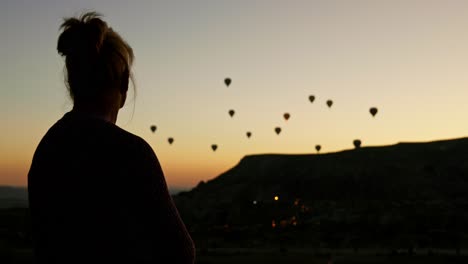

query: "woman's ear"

left=119, top=70, right=129, bottom=108
left=120, top=91, right=127, bottom=109
left=120, top=69, right=129, bottom=93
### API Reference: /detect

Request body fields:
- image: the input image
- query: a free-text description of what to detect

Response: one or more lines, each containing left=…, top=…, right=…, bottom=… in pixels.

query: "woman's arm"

left=128, top=139, right=195, bottom=263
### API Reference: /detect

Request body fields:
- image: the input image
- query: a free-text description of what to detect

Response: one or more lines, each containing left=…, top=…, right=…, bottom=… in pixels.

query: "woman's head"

left=57, top=12, right=134, bottom=109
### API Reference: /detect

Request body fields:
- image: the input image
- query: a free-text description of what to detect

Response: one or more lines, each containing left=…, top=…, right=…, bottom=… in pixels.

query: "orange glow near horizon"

left=3, top=1, right=468, bottom=189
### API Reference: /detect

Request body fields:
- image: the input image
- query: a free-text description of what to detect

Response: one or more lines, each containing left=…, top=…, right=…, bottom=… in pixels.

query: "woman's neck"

left=72, top=104, right=118, bottom=124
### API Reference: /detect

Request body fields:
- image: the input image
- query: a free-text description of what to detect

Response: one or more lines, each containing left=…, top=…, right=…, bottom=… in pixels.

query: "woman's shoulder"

left=122, top=131, right=155, bottom=157
left=43, top=111, right=156, bottom=157
left=108, top=123, right=157, bottom=161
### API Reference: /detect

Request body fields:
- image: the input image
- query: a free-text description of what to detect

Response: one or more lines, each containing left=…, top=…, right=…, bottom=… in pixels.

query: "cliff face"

left=174, top=138, right=468, bottom=231
left=178, top=138, right=468, bottom=201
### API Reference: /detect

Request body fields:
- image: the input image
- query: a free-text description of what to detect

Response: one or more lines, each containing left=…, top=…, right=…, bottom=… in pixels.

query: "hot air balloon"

left=211, top=144, right=218, bottom=151
left=315, top=145, right=321, bottom=152
left=309, top=95, right=315, bottom=103
left=224, top=78, right=231, bottom=87
left=369, top=107, right=378, bottom=117
left=283, top=113, right=290, bottom=121
left=168, top=137, right=174, bottom=145
left=150, top=125, right=156, bottom=133
left=246, top=131, right=252, bottom=138
left=275, top=127, right=281, bottom=135
left=326, top=100, right=333, bottom=108
left=228, top=109, right=235, bottom=117
left=353, top=139, right=362, bottom=149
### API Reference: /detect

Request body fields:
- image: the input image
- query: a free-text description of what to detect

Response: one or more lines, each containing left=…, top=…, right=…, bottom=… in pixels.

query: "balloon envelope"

left=224, top=78, right=231, bottom=87
left=353, top=139, right=362, bottom=149
left=326, top=100, right=333, bottom=108
left=309, top=95, right=315, bottom=103
left=370, top=107, right=378, bottom=117
left=315, top=145, right=321, bottom=152
left=275, top=127, right=282, bottom=135
left=150, top=125, right=156, bottom=133
left=283, top=113, right=290, bottom=120
left=246, top=131, right=252, bottom=138
left=211, top=144, right=218, bottom=151
left=228, top=109, right=235, bottom=117
left=168, top=137, right=174, bottom=144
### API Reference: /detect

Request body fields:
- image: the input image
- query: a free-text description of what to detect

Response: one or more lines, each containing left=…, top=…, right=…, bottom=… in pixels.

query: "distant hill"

left=177, top=137, right=468, bottom=203
left=174, top=137, right=468, bottom=248
left=0, top=186, right=28, bottom=209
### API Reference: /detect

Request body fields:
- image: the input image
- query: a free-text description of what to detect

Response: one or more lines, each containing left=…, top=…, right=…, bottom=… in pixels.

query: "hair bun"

left=57, top=12, right=108, bottom=57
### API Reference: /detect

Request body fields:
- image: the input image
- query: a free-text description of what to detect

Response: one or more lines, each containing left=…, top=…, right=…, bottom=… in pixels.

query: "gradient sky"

left=2, top=0, right=468, bottom=189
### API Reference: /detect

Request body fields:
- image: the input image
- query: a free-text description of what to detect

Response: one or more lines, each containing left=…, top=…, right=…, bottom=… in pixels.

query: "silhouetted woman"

left=28, top=12, right=195, bottom=263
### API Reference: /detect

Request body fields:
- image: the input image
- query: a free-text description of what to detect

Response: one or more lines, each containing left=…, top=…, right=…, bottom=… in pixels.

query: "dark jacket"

left=28, top=111, right=195, bottom=263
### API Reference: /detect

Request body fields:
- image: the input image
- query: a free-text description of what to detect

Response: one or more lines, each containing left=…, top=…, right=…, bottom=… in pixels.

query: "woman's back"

left=29, top=111, right=195, bottom=263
